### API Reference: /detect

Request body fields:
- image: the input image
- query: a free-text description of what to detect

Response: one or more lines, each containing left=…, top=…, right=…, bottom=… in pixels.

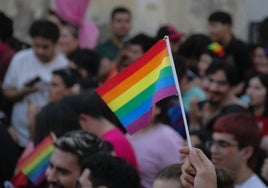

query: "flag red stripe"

left=96, top=40, right=166, bottom=96
left=101, top=49, right=168, bottom=104
left=19, top=135, right=53, bottom=169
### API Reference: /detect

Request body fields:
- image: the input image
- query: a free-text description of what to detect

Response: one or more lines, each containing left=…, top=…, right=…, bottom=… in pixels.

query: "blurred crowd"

left=1, top=1, right=268, bottom=188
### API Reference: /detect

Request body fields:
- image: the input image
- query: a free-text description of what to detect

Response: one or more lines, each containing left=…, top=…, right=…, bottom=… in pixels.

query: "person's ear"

left=79, top=114, right=91, bottom=130
left=152, top=104, right=161, bottom=117
left=241, top=145, right=254, bottom=161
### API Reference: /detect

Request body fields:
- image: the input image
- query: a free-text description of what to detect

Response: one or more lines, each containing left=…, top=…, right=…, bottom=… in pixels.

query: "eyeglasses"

left=206, top=140, right=238, bottom=149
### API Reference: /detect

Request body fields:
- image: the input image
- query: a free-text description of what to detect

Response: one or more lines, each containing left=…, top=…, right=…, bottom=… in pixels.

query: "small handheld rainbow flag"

left=96, top=39, right=178, bottom=134
left=18, top=134, right=55, bottom=185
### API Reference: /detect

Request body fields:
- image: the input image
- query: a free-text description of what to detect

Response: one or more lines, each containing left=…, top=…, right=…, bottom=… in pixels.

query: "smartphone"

left=24, top=76, right=41, bottom=87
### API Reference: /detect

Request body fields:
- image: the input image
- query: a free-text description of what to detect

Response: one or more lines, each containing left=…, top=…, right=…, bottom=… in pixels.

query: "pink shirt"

left=101, top=128, right=138, bottom=171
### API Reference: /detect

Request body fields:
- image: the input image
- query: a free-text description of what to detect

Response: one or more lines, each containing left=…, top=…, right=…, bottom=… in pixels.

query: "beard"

left=47, top=182, right=65, bottom=188
left=208, top=99, right=221, bottom=106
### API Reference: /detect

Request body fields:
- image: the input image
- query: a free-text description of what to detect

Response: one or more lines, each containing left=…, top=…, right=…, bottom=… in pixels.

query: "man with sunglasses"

left=209, top=113, right=266, bottom=187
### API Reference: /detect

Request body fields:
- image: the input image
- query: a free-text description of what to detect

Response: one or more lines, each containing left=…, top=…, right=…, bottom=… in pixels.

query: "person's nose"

left=246, top=87, right=252, bottom=96
left=209, top=140, right=217, bottom=151
left=35, top=47, right=45, bottom=57
left=209, top=81, right=218, bottom=92
left=46, top=167, right=58, bottom=182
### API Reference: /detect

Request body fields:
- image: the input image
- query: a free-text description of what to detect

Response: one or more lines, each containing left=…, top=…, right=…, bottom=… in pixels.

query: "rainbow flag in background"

left=18, top=134, right=55, bottom=185
left=96, top=39, right=178, bottom=134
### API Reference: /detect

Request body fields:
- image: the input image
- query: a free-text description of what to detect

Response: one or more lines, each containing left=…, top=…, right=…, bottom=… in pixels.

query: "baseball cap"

left=156, top=25, right=184, bottom=41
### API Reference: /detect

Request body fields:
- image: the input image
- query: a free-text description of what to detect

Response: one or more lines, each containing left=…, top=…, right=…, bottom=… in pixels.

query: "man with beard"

left=189, top=60, right=247, bottom=137
left=46, top=130, right=112, bottom=188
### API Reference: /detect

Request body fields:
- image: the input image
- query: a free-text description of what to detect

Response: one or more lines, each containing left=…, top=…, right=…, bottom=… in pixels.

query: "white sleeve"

left=2, top=53, right=21, bottom=88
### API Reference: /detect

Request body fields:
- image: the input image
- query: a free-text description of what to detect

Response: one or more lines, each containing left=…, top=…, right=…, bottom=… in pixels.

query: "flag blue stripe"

left=120, top=76, right=175, bottom=127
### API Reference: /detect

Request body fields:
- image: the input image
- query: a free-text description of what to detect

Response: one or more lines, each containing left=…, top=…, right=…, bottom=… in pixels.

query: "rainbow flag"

left=96, top=39, right=178, bottom=134
left=18, top=134, right=55, bottom=185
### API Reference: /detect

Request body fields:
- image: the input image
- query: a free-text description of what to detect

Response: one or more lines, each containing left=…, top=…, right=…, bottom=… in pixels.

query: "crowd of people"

left=1, top=2, right=268, bottom=188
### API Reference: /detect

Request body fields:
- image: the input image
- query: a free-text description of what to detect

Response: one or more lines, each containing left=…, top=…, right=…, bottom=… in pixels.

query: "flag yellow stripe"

left=107, top=57, right=171, bottom=111
left=102, top=48, right=168, bottom=103
left=22, top=145, right=54, bottom=174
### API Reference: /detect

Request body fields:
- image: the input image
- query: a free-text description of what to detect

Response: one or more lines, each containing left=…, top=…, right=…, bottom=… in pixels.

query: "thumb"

left=80, top=168, right=90, bottom=180
left=78, top=168, right=92, bottom=188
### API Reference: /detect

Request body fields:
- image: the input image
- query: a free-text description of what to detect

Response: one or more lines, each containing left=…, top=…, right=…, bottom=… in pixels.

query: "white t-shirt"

left=234, top=173, right=267, bottom=188
left=3, top=48, right=68, bottom=147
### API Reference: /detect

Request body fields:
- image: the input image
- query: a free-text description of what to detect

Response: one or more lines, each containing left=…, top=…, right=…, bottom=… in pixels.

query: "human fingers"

left=80, top=168, right=90, bottom=179
left=181, top=157, right=196, bottom=176
left=194, top=148, right=215, bottom=169
left=78, top=169, right=92, bottom=188
left=180, top=173, right=194, bottom=188
left=179, top=146, right=190, bottom=155
left=189, top=149, right=204, bottom=170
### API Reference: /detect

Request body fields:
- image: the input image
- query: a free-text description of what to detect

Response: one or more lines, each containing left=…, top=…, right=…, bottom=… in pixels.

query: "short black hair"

left=205, top=60, right=239, bottom=86
left=62, top=91, right=104, bottom=119
left=128, top=33, right=156, bottom=53
left=208, top=11, right=232, bottom=25
left=61, top=91, right=124, bottom=132
left=67, top=49, right=101, bottom=76
left=55, top=130, right=113, bottom=167
left=52, top=68, right=80, bottom=88
left=82, top=153, right=140, bottom=188
left=258, top=17, right=268, bottom=46
left=0, top=11, right=13, bottom=41
left=178, top=34, right=212, bottom=60
left=111, top=6, right=131, bottom=20
left=173, top=55, right=187, bottom=81
left=29, top=19, right=59, bottom=42
left=34, top=102, right=81, bottom=146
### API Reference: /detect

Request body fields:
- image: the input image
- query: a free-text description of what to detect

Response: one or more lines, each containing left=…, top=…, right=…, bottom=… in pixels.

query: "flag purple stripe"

left=32, top=173, right=46, bottom=186
left=152, top=86, right=178, bottom=103
left=126, top=111, right=151, bottom=134
left=125, top=86, right=178, bottom=134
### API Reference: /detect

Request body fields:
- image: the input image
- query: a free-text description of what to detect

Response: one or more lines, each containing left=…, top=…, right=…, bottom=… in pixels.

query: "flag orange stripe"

left=19, top=135, right=53, bottom=169
left=102, top=48, right=168, bottom=103
left=96, top=40, right=166, bottom=96
left=22, top=145, right=54, bottom=174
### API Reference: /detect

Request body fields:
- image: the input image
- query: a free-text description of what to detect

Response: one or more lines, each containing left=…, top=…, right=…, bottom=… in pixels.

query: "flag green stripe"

left=114, top=66, right=173, bottom=119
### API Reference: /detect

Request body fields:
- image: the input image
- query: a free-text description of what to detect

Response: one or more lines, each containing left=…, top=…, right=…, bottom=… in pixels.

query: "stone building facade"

left=0, top=0, right=267, bottom=44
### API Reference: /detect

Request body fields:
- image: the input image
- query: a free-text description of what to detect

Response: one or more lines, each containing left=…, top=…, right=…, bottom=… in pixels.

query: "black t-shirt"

left=198, top=101, right=249, bottom=137
left=225, top=36, right=252, bottom=81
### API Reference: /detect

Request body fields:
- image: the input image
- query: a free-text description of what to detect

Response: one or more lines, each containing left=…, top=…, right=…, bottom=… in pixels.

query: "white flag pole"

left=164, top=36, right=192, bottom=149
